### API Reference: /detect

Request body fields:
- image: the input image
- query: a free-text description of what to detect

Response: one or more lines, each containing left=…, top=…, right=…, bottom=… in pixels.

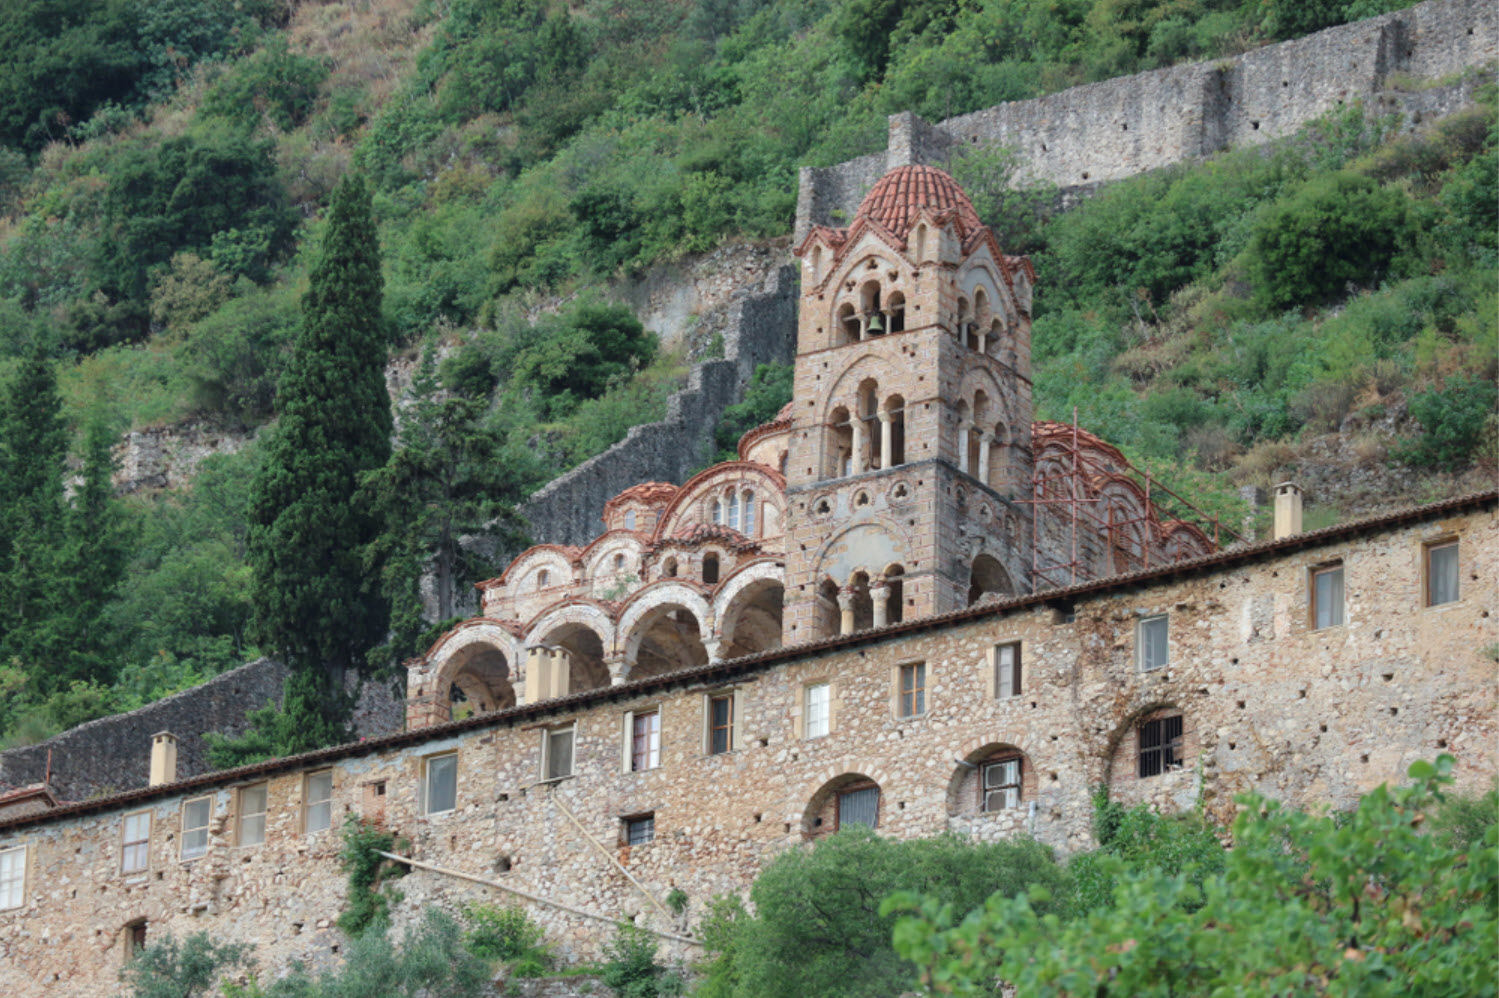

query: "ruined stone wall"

left=518, top=264, right=798, bottom=549
left=1, top=501, right=1491, bottom=996
left=796, top=0, right=1497, bottom=238
left=0, top=662, right=404, bottom=802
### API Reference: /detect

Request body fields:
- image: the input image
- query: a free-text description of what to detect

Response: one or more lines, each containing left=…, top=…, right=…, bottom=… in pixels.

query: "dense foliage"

left=889, top=758, right=1498, bottom=996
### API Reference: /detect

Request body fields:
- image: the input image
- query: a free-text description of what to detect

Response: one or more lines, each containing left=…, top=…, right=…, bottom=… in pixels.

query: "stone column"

left=837, top=591, right=855, bottom=636
left=976, top=329, right=987, bottom=354
left=878, top=411, right=892, bottom=469
left=606, top=656, right=631, bottom=687
left=850, top=421, right=865, bottom=475
left=978, top=434, right=991, bottom=486
left=958, top=423, right=972, bottom=474
left=704, top=638, right=723, bottom=664
left=870, top=583, right=891, bottom=629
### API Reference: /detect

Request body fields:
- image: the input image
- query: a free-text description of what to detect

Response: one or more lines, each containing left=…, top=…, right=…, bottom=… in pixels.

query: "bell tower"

left=780, top=165, right=1037, bottom=645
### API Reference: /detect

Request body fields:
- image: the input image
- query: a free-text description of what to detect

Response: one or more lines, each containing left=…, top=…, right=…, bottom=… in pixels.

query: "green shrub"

left=335, top=816, right=406, bottom=938
left=200, top=35, right=328, bottom=131
left=463, top=902, right=552, bottom=974
left=713, top=362, right=794, bottom=461
left=599, top=923, right=682, bottom=998
left=1392, top=373, right=1498, bottom=470
left=1244, top=171, right=1411, bottom=310
left=119, top=930, right=254, bottom=998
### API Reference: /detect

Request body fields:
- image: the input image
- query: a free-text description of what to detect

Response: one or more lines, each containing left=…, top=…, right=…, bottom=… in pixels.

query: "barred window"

left=624, top=814, right=655, bottom=847
left=1138, top=715, right=1184, bottom=779
left=837, top=784, right=880, bottom=830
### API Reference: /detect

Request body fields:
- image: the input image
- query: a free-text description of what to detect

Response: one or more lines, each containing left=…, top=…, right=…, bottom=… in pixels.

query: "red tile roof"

left=855, top=165, right=983, bottom=237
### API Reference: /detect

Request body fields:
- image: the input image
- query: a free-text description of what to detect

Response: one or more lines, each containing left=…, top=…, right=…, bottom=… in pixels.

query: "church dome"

left=855, top=165, right=982, bottom=236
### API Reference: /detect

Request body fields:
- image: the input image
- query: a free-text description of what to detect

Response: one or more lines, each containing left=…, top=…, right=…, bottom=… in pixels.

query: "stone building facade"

left=0, top=492, right=1493, bottom=996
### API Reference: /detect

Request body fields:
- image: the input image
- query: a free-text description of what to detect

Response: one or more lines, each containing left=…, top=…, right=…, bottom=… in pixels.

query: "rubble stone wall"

left=1, top=502, right=1492, bottom=996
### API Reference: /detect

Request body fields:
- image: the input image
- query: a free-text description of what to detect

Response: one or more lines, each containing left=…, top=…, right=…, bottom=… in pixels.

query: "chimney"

left=149, top=731, right=178, bottom=787
left=1272, top=482, right=1303, bottom=540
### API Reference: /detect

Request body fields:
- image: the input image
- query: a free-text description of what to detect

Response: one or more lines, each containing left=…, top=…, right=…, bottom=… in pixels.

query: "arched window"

left=884, top=394, right=906, bottom=468
left=702, top=553, right=720, bottom=585
left=884, top=564, right=905, bottom=625
left=537, top=569, right=549, bottom=589
left=624, top=509, right=636, bottom=531
left=614, top=553, right=626, bottom=572
left=742, top=490, right=756, bottom=536
left=711, top=497, right=724, bottom=525
left=837, top=303, right=859, bottom=345
left=663, top=557, right=678, bottom=578
left=727, top=490, right=741, bottom=531
left=887, top=290, right=906, bottom=333
left=828, top=406, right=853, bottom=480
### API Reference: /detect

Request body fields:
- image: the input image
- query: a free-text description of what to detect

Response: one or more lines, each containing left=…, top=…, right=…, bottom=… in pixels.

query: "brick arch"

left=580, top=533, right=648, bottom=595
left=793, top=763, right=893, bottom=838
left=652, top=461, right=786, bottom=542
left=525, top=601, right=617, bottom=657
left=810, top=521, right=904, bottom=602
left=1100, top=700, right=1186, bottom=791
left=499, top=544, right=579, bottom=588
left=712, top=559, right=786, bottom=658
left=822, top=353, right=898, bottom=421
left=617, top=584, right=714, bottom=676
left=426, top=620, right=522, bottom=702
left=946, top=739, right=1036, bottom=818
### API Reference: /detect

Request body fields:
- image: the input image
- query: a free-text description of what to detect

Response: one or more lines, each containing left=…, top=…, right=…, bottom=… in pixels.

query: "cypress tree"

left=245, top=174, right=392, bottom=755
left=0, top=342, right=67, bottom=682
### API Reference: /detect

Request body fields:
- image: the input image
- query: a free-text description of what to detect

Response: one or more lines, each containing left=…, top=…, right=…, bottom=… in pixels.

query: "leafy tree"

left=1068, top=790, right=1225, bottom=916
left=119, top=930, right=254, bottom=998
left=1245, top=170, right=1410, bottom=310
left=889, top=756, right=1499, bottom=997
left=363, top=348, right=524, bottom=674
left=1391, top=374, right=1499, bottom=471
left=699, top=828, right=1068, bottom=998
left=239, top=173, right=392, bottom=760
left=200, top=35, right=329, bottom=131
left=509, top=302, right=656, bottom=419
left=599, top=923, right=684, bottom=998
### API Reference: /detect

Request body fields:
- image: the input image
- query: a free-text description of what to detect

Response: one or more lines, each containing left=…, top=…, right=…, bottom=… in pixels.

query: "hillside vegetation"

left=0, top=0, right=1493, bottom=746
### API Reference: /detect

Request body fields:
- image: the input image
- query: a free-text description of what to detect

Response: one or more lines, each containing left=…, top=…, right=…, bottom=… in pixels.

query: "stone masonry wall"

left=795, top=0, right=1498, bottom=239
left=0, top=500, right=1491, bottom=996
left=0, top=662, right=404, bottom=802
left=518, top=264, right=798, bottom=549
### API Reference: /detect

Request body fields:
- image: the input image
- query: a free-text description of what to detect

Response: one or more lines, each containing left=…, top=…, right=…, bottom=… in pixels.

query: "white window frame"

left=993, top=642, right=1022, bottom=699
left=541, top=723, right=576, bottom=782
left=421, top=751, right=459, bottom=815
left=121, top=811, right=151, bottom=874
left=621, top=708, right=661, bottom=773
left=1425, top=539, right=1460, bottom=607
left=0, top=845, right=26, bottom=910
left=981, top=757, right=1022, bottom=813
left=237, top=783, right=268, bottom=847
left=804, top=682, right=831, bottom=739
left=1311, top=562, right=1345, bottom=630
left=743, top=490, right=756, bottom=536
left=304, top=770, right=334, bottom=834
left=180, top=795, right=212, bottom=861
left=1137, top=615, right=1169, bottom=672
left=703, top=688, right=744, bottom=755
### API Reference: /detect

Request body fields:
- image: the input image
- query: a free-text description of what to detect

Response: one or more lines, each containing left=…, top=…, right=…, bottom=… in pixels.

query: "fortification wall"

left=518, top=263, right=798, bottom=549
left=0, top=662, right=403, bottom=802
left=0, top=501, right=1491, bottom=996
left=796, top=0, right=1497, bottom=238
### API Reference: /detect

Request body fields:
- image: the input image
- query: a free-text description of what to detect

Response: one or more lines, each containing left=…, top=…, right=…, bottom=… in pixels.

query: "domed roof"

left=855, top=165, right=983, bottom=236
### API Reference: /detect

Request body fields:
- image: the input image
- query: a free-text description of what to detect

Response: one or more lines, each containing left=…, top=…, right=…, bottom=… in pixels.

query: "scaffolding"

left=1019, top=410, right=1244, bottom=594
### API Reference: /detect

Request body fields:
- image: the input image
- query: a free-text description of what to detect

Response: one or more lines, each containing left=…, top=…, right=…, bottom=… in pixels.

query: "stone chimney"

left=149, top=731, right=178, bottom=787
left=1272, top=482, right=1303, bottom=540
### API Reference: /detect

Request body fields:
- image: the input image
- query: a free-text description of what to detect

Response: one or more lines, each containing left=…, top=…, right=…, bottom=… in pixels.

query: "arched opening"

left=987, top=320, right=1004, bottom=359
left=536, top=623, right=610, bottom=693
left=726, top=489, right=743, bottom=532
left=741, top=489, right=757, bottom=536
left=442, top=642, right=515, bottom=720
left=1108, top=502, right=1145, bottom=575
left=882, top=564, right=905, bottom=625
left=848, top=571, right=874, bottom=632
left=914, top=224, right=927, bottom=262
left=817, top=578, right=841, bottom=639
left=703, top=552, right=721, bottom=585
left=627, top=605, right=710, bottom=679
left=883, top=394, right=906, bottom=467
left=804, top=773, right=882, bottom=839
left=887, top=290, right=906, bottom=333
left=857, top=379, right=880, bottom=472
left=987, top=422, right=1008, bottom=488
left=837, top=302, right=858, bottom=345
left=971, top=288, right=990, bottom=351
left=947, top=744, right=1030, bottom=824
left=968, top=554, right=1015, bottom=606
left=827, top=405, right=853, bottom=479
left=956, top=296, right=970, bottom=344
left=859, top=279, right=882, bottom=336
left=662, top=557, right=678, bottom=578
left=719, top=579, right=785, bottom=659
left=536, top=569, right=549, bottom=589
left=810, top=245, right=823, bottom=283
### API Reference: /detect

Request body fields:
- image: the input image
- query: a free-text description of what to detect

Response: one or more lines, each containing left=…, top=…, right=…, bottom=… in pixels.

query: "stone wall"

left=0, top=661, right=404, bottom=802
left=518, top=264, right=798, bottom=549
left=796, top=0, right=1497, bottom=239
left=0, top=496, right=1491, bottom=996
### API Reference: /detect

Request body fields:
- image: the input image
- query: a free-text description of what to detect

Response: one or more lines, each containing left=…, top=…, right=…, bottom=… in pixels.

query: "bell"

left=867, top=312, right=884, bottom=334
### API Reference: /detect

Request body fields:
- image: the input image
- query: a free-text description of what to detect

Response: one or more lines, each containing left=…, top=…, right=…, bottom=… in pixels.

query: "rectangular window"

left=0, top=845, right=25, bottom=910
left=180, top=796, right=211, bottom=860
left=631, top=711, right=660, bottom=772
left=805, top=682, right=831, bottom=739
left=744, top=495, right=756, bottom=536
left=624, top=814, right=655, bottom=847
left=121, top=811, right=151, bottom=874
left=423, top=752, right=458, bottom=814
left=1312, top=564, right=1344, bottom=629
left=238, top=784, right=268, bottom=846
left=1426, top=540, right=1459, bottom=606
left=837, top=785, right=880, bottom=830
left=543, top=725, right=574, bottom=781
left=995, top=643, right=1021, bottom=699
left=981, top=758, right=1022, bottom=812
left=708, top=694, right=734, bottom=755
left=1138, top=715, right=1184, bottom=779
left=898, top=663, right=925, bottom=717
left=304, top=770, right=334, bottom=833
left=1137, top=615, right=1169, bottom=671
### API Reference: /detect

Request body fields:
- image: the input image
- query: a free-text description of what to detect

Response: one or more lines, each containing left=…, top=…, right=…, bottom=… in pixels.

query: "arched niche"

left=968, top=553, right=1016, bottom=606
left=803, top=772, right=882, bottom=839
left=715, top=564, right=785, bottom=659
left=624, top=603, right=710, bottom=679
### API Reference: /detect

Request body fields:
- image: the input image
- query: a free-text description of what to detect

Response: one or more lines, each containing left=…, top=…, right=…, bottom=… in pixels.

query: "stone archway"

left=624, top=603, right=711, bottom=680
left=715, top=563, right=785, bottom=660
left=441, top=642, right=515, bottom=719
left=801, top=771, right=884, bottom=839
left=968, top=553, right=1015, bottom=606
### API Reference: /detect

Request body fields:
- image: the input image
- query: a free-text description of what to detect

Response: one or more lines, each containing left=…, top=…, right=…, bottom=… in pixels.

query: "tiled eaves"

left=2, top=488, right=1492, bottom=835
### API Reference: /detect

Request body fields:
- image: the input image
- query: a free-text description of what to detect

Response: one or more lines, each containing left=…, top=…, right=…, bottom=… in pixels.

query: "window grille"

left=838, top=785, right=880, bottom=830
left=1138, top=715, right=1184, bottom=778
left=624, top=814, right=655, bottom=846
